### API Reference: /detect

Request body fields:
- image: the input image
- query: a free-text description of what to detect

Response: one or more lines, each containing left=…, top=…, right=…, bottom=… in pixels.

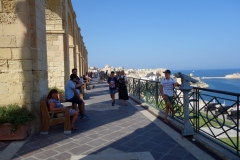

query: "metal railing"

left=128, top=77, right=240, bottom=156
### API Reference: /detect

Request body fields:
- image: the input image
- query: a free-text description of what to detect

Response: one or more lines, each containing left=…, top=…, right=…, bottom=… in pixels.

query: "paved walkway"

left=1, top=80, right=217, bottom=160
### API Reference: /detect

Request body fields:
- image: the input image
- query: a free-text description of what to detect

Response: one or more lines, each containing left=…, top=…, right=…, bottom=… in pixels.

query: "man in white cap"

left=160, top=69, right=178, bottom=123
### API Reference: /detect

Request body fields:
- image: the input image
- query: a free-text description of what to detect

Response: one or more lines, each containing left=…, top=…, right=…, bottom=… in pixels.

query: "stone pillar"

left=45, top=0, right=66, bottom=89
left=69, top=45, right=74, bottom=72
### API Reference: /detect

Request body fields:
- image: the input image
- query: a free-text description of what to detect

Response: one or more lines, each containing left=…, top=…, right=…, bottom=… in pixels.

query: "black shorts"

left=66, top=96, right=82, bottom=104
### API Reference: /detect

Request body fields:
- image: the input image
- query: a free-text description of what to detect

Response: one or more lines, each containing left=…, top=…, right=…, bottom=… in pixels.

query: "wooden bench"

left=40, top=101, right=71, bottom=135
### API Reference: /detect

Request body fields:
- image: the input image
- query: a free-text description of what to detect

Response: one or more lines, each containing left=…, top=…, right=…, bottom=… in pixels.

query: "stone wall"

left=0, top=0, right=88, bottom=132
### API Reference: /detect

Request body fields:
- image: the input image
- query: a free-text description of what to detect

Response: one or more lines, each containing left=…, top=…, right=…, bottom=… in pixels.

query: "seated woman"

left=47, top=89, right=79, bottom=130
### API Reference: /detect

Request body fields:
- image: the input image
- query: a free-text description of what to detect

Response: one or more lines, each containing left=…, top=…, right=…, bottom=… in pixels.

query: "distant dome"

left=105, top=64, right=110, bottom=68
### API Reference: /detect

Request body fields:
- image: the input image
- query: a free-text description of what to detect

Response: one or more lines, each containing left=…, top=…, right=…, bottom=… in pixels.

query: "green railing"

left=128, top=77, right=240, bottom=156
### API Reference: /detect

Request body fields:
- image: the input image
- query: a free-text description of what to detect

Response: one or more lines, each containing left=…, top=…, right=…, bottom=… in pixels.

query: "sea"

left=171, top=68, right=240, bottom=105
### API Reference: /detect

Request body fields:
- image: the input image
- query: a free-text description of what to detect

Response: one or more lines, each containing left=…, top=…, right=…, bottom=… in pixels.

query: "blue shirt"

left=65, top=80, right=75, bottom=100
left=108, top=77, right=117, bottom=90
left=48, top=98, right=63, bottom=108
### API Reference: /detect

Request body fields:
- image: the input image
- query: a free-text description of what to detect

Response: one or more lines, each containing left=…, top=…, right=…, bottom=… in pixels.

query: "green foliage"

left=219, top=137, right=240, bottom=150
left=48, top=86, right=64, bottom=93
left=0, top=104, right=35, bottom=132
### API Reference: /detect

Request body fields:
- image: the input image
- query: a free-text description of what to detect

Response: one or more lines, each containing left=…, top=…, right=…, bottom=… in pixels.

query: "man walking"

left=160, top=69, right=178, bottom=123
left=107, top=71, right=118, bottom=106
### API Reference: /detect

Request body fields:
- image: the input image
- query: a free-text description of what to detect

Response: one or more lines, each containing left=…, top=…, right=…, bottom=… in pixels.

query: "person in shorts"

left=160, top=69, right=178, bottom=123
left=107, top=71, right=118, bottom=106
left=47, top=89, right=79, bottom=130
left=65, top=74, right=90, bottom=119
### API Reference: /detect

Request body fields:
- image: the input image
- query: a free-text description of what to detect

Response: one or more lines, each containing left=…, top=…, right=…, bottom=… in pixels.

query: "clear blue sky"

left=72, top=0, right=240, bottom=70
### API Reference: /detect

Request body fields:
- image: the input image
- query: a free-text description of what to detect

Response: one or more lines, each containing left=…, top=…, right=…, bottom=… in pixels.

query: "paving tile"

left=68, top=144, right=93, bottom=155
left=128, top=146, right=149, bottom=152
left=23, top=157, right=39, bottom=160
left=142, top=130, right=159, bottom=137
left=17, top=145, right=32, bottom=153
left=27, top=140, right=52, bottom=148
left=152, top=145, right=170, bottom=154
left=160, top=141, right=178, bottom=149
left=54, top=142, right=79, bottom=152
left=40, top=143, right=60, bottom=150
left=45, top=158, right=56, bottom=160
left=16, top=148, right=44, bottom=158
left=138, top=141, right=159, bottom=149
left=86, top=133, right=104, bottom=139
left=69, top=133, right=87, bottom=139
left=168, top=148, right=189, bottom=157
left=34, top=149, right=59, bottom=159
left=114, top=145, right=132, bottom=152
left=122, top=140, right=142, bottom=148
left=11, top=155, right=22, bottom=160
left=150, top=150, right=164, bottom=160
left=131, top=135, right=151, bottom=142
left=72, top=137, right=94, bottom=145
left=101, top=134, right=117, bottom=141
left=47, top=134, right=69, bottom=141
left=102, top=140, right=122, bottom=148
left=54, top=152, right=71, bottom=160
left=175, top=144, right=187, bottom=151
left=161, top=154, right=183, bottom=160
left=183, top=153, right=198, bottom=160
left=148, top=136, right=167, bottom=144
left=86, top=138, right=107, bottom=147
left=119, top=122, right=133, bottom=127
left=97, top=129, right=113, bottom=135
left=108, top=131, right=126, bottom=138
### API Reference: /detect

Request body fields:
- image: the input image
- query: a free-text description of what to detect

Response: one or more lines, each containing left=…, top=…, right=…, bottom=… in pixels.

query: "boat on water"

left=225, top=73, right=240, bottom=79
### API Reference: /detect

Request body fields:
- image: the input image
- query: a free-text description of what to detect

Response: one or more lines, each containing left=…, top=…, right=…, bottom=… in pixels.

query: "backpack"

left=118, top=76, right=126, bottom=88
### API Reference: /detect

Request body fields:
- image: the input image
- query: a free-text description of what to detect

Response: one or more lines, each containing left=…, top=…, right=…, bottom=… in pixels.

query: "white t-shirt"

left=160, top=78, right=176, bottom=96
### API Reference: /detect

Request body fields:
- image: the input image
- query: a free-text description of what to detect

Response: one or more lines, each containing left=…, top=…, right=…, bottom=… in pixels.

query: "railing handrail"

left=128, top=77, right=240, bottom=96
left=193, top=87, right=240, bottom=97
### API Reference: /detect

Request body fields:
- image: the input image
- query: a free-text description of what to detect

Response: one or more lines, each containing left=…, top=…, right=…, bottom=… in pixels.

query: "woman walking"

left=117, top=70, right=129, bottom=106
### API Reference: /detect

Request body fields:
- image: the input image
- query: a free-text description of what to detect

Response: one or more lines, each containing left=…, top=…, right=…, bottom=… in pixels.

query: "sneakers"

left=80, top=114, right=90, bottom=119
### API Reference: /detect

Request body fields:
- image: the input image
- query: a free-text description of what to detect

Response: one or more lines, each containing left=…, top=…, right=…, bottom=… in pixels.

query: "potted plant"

left=48, top=87, right=65, bottom=102
left=0, top=104, right=35, bottom=140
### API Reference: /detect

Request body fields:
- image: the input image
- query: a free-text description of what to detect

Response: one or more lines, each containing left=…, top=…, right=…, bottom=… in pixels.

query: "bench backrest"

left=40, top=101, right=50, bottom=120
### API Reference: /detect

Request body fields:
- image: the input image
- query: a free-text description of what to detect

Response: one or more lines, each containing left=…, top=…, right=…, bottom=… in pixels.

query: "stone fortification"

left=0, top=0, right=88, bottom=132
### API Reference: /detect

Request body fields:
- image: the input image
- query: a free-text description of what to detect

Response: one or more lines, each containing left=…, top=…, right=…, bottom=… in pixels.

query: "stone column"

left=46, top=0, right=66, bottom=89
left=69, top=45, right=74, bottom=72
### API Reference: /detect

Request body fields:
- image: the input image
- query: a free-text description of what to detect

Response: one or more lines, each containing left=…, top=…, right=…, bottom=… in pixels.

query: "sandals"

left=71, top=126, right=78, bottom=130
left=163, top=119, right=169, bottom=124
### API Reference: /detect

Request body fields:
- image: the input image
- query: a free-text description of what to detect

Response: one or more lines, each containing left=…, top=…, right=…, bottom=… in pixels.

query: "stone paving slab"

left=71, top=152, right=155, bottom=160
left=6, top=80, right=202, bottom=160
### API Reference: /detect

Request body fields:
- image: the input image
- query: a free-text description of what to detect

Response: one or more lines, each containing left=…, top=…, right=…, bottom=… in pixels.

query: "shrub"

left=48, top=87, right=64, bottom=93
left=0, top=104, right=35, bottom=132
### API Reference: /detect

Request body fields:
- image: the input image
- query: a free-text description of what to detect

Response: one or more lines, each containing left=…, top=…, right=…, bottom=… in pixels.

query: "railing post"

left=146, top=81, right=149, bottom=103
left=155, top=82, right=159, bottom=108
left=138, top=79, right=140, bottom=99
left=133, top=78, right=135, bottom=96
left=237, top=96, right=239, bottom=156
